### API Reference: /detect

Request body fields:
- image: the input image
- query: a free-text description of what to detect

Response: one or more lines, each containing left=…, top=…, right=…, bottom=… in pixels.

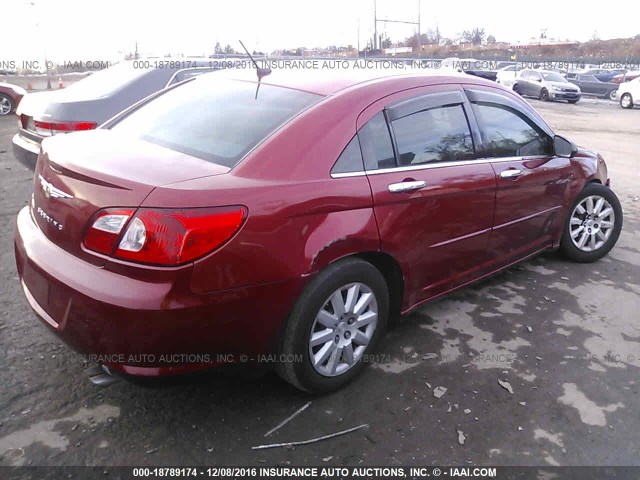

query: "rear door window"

left=358, top=112, right=396, bottom=170
left=111, top=78, right=322, bottom=168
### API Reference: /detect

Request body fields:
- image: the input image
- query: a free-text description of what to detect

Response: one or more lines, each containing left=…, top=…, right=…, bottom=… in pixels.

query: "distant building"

left=510, top=38, right=579, bottom=49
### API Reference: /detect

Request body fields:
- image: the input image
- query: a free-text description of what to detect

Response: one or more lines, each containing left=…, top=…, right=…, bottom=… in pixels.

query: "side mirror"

left=554, top=135, right=578, bottom=158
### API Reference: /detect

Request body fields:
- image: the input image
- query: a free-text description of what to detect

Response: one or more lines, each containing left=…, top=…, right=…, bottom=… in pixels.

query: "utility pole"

left=417, top=0, right=421, bottom=53
left=372, top=0, right=420, bottom=53
left=374, top=0, right=378, bottom=50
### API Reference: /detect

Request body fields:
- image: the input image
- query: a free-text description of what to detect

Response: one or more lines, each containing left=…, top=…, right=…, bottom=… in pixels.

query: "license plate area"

left=22, top=261, right=71, bottom=329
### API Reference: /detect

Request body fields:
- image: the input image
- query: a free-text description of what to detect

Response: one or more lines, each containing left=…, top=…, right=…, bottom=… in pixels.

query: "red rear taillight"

left=34, top=120, right=97, bottom=136
left=83, top=207, right=246, bottom=266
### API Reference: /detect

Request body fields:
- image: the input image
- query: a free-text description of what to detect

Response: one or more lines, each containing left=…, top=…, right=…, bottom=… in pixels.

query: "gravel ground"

left=0, top=98, right=639, bottom=468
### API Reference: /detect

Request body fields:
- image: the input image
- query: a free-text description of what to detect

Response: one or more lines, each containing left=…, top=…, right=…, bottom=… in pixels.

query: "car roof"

left=212, top=66, right=475, bottom=96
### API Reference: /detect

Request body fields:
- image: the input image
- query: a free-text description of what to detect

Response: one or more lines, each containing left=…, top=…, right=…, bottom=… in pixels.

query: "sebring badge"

left=36, top=206, right=64, bottom=230
left=39, top=175, right=73, bottom=200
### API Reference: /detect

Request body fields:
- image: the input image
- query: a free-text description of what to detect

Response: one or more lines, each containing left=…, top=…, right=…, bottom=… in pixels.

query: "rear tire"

left=513, top=84, right=520, bottom=95
left=0, top=94, right=13, bottom=115
left=620, top=93, right=633, bottom=109
left=276, top=258, right=389, bottom=394
left=607, top=90, right=617, bottom=101
left=568, top=99, right=579, bottom=104
left=560, top=183, right=623, bottom=263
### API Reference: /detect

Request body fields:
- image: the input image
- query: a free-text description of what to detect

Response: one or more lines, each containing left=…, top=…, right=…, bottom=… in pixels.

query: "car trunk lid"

left=32, top=129, right=229, bottom=265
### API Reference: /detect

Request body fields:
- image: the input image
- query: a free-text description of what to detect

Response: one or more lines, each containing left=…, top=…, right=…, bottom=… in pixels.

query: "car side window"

left=358, top=112, right=396, bottom=170
left=471, top=102, right=553, bottom=158
left=390, top=104, right=475, bottom=166
left=331, top=135, right=365, bottom=174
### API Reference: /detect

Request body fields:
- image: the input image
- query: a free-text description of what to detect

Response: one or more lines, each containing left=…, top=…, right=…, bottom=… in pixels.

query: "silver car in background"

left=513, top=69, right=581, bottom=103
left=13, top=59, right=223, bottom=170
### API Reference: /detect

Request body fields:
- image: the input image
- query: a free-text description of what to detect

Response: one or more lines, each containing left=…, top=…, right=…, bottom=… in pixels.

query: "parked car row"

left=497, top=66, right=639, bottom=108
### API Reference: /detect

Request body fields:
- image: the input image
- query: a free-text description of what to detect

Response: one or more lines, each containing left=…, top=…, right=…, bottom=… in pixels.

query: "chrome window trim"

left=330, top=155, right=543, bottom=178
left=164, top=67, right=219, bottom=87
left=330, top=170, right=367, bottom=179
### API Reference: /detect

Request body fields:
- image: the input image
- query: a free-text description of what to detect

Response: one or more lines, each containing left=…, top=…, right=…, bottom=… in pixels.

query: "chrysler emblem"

left=38, top=175, right=73, bottom=200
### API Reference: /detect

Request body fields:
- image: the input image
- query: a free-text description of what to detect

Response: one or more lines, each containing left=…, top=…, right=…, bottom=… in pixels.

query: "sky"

left=3, top=0, right=638, bottom=61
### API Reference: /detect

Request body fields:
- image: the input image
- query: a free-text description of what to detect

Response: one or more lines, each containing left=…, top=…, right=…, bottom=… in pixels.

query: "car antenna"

left=239, top=40, right=271, bottom=99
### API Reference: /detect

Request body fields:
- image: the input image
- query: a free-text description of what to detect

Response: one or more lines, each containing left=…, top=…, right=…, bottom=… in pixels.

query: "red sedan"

left=0, top=81, right=26, bottom=115
left=14, top=70, right=623, bottom=393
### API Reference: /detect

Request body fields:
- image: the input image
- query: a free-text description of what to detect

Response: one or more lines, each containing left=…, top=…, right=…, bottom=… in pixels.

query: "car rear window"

left=110, top=78, right=323, bottom=168
left=63, top=62, right=150, bottom=98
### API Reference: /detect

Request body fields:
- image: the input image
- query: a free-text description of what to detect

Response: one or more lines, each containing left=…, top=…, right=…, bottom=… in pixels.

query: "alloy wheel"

left=0, top=96, right=12, bottom=115
left=620, top=94, right=632, bottom=108
left=309, top=282, right=378, bottom=377
left=569, top=195, right=616, bottom=252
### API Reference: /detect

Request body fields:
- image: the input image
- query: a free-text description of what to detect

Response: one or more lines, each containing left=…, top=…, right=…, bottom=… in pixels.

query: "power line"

left=373, top=0, right=421, bottom=50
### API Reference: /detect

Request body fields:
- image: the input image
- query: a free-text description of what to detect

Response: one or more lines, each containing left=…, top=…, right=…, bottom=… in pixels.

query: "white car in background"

left=440, top=57, right=464, bottom=72
left=617, top=77, right=640, bottom=109
left=496, top=65, right=519, bottom=87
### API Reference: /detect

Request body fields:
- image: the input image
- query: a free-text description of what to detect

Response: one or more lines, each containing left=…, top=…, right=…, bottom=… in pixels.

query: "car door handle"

left=500, top=169, right=523, bottom=179
left=388, top=180, right=426, bottom=193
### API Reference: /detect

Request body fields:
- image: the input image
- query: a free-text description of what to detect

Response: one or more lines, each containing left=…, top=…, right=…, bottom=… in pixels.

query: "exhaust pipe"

left=87, top=365, right=120, bottom=387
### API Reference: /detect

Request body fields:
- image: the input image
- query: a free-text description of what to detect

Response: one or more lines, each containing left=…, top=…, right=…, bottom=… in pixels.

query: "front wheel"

left=620, top=93, right=633, bottom=109
left=0, top=94, right=13, bottom=116
left=560, top=183, right=623, bottom=263
left=539, top=88, right=549, bottom=101
left=276, top=258, right=389, bottom=394
left=568, top=99, right=579, bottom=104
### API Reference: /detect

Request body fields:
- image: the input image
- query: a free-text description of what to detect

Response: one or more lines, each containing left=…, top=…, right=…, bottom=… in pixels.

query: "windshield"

left=110, top=78, right=322, bottom=168
left=542, top=72, right=567, bottom=82
left=63, top=62, right=150, bottom=98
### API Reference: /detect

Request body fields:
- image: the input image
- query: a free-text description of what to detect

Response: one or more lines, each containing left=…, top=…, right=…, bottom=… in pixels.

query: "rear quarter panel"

left=144, top=174, right=379, bottom=294
left=144, top=80, right=448, bottom=295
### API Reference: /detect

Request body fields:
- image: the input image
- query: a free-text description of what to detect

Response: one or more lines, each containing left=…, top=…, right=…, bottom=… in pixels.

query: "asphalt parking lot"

left=0, top=98, right=639, bottom=469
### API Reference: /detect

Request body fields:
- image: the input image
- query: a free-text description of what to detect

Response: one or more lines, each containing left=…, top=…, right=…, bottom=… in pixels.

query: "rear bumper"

left=12, top=132, right=40, bottom=170
left=14, top=206, right=300, bottom=376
